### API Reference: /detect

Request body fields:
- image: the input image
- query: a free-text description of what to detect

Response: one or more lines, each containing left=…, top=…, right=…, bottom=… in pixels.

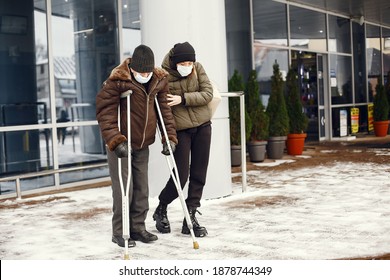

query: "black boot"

left=153, top=202, right=171, bottom=233
left=181, top=208, right=208, bottom=237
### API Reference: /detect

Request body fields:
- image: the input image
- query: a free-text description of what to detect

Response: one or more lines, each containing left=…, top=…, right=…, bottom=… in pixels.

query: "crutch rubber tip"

left=193, top=241, right=199, bottom=249
left=124, top=254, right=130, bottom=260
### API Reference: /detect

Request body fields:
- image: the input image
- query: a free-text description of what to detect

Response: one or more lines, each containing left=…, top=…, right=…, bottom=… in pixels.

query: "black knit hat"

left=171, top=42, right=196, bottom=65
left=129, top=44, right=155, bottom=73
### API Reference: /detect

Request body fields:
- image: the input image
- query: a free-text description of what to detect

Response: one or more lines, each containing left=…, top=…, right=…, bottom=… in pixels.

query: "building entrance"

left=291, top=51, right=329, bottom=141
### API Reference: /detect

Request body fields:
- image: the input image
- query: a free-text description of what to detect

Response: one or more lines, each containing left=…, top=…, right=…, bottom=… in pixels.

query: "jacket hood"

left=162, top=50, right=182, bottom=78
left=109, top=58, right=168, bottom=81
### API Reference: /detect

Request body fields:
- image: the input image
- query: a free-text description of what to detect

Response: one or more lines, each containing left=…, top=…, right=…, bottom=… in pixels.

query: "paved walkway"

left=0, top=135, right=389, bottom=260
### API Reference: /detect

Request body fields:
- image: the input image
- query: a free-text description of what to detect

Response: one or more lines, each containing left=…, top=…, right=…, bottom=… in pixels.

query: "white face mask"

left=134, top=72, right=153, bottom=84
left=177, top=64, right=193, bottom=77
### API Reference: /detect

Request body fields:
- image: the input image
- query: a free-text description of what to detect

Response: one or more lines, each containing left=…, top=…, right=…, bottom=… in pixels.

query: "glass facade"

left=248, top=1, right=390, bottom=141
left=289, top=6, right=327, bottom=52
left=366, top=24, right=382, bottom=102
left=0, top=0, right=140, bottom=196
left=353, top=22, right=367, bottom=104
left=2, top=0, right=390, bottom=197
left=329, top=54, right=353, bottom=105
left=383, top=27, right=390, bottom=83
left=253, top=0, right=287, bottom=47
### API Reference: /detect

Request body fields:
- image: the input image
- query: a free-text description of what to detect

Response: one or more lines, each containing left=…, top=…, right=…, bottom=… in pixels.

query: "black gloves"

left=116, top=141, right=175, bottom=157
left=161, top=141, right=176, bottom=155
left=114, top=142, right=129, bottom=158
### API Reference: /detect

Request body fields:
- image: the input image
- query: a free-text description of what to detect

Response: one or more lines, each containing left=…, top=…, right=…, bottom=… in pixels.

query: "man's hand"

left=167, top=94, right=182, bottom=106
left=114, top=142, right=129, bottom=158
left=161, top=140, right=176, bottom=155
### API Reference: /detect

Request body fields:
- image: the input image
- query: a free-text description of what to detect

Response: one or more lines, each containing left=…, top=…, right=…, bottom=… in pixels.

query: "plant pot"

left=230, top=145, right=242, bottom=167
left=373, top=120, right=390, bottom=137
left=266, top=136, right=287, bottom=159
left=248, top=141, right=267, bottom=162
left=286, top=133, right=307, bottom=156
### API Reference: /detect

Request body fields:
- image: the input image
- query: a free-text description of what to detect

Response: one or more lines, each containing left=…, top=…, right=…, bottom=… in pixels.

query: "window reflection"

left=353, top=22, right=367, bottom=103
left=0, top=129, right=51, bottom=173
left=50, top=0, right=117, bottom=167
left=55, top=125, right=108, bottom=168
left=122, top=0, right=141, bottom=57
left=366, top=25, right=381, bottom=102
left=35, top=8, right=52, bottom=126
left=0, top=0, right=122, bottom=194
left=289, top=6, right=327, bottom=51
left=328, top=15, right=351, bottom=54
left=383, top=27, right=390, bottom=82
left=253, top=0, right=287, bottom=46
left=330, top=54, right=353, bottom=105
left=253, top=45, right=288, bottom=106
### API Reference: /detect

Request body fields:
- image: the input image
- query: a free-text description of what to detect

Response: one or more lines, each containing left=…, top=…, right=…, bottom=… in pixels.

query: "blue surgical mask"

left=134, top=72, right=153, bottom=84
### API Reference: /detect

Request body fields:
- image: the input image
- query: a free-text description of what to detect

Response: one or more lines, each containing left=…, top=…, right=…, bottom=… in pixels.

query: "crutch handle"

left=120, top=90, right=132, bottom=98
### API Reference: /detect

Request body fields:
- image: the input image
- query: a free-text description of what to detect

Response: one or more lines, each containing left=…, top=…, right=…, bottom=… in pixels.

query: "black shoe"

left=153, top=203, right=171, bottom=233
left=112, top=235, right=136, bottom=248
left=181, top=208, right=208, bottom=237
left=130, top=230, right=158, bottom=243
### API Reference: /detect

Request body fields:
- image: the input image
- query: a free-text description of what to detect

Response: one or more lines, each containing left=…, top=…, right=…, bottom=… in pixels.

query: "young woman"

left=153, top=42, right=213, bottom=237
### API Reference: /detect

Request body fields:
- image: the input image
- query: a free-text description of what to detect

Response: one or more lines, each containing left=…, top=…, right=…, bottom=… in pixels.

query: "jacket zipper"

left=134, top=79, right=159, bottom=149
left=140, top=94, right=149, bottom=148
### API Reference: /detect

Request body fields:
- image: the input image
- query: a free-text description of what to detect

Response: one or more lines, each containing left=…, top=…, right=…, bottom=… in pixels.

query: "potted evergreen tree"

left=285, top=68, right=308, bottom=155
left=228, top=70, right=252, bottom=166
left=386, top=71, right=390, bottom=135
left=246, top=69, right=269, bottom=162
left=266, top=61, right=289, bottom=159
left=373, top=78, right=390, bottom=137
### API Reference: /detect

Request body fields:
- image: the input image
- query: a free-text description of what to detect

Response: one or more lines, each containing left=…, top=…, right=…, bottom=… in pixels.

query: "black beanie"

left=129, top=44, right=155, bottom=73
left=171, top=42, right=196, bottom=65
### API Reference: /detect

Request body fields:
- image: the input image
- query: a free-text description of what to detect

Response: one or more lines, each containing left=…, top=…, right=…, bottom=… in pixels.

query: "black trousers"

left=158, top=123, right=211, bottom=209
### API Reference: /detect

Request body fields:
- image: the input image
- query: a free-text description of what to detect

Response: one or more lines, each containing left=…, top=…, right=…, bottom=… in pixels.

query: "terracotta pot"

left=373, top=120, right=390, bottom=137
left=286, top=133, right=307, bottom=155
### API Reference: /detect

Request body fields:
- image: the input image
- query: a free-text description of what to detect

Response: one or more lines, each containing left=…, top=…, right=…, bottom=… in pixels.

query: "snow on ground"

left=1, top=154, right=390, bottom=260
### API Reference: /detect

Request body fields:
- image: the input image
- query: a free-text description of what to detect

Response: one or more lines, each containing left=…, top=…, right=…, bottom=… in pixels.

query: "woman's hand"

left=167, top=94, right=182, bottom=106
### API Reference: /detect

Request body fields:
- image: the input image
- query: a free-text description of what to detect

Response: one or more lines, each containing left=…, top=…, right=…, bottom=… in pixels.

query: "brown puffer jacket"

left=96, top=58, right=177, bottom=151
left=162, top=51, right=213, bottom=131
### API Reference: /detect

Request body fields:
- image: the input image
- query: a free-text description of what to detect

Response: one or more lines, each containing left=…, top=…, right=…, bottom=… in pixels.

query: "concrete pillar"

left=140, top=0, right=232, bottom=199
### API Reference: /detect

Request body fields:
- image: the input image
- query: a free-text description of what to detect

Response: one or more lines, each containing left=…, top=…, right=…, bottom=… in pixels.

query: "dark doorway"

left=291, top=51, right=318, bottom=141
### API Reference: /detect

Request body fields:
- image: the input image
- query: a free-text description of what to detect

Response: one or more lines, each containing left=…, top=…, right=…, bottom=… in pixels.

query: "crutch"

left=118, top=90, right=132, bottom=259
left=154, top=96, right=199, bottom=250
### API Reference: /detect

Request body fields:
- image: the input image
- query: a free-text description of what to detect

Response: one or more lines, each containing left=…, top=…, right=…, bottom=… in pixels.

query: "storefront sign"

left=340, top=109, right=348, bottom=137
left=351, top=108, right=359, bottom=134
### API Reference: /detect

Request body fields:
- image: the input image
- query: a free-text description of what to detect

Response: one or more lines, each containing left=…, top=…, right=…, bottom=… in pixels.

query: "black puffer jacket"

left=96, top=58, right=177, bottom=151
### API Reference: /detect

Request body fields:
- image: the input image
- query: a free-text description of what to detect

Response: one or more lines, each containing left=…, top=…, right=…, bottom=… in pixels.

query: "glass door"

left=317, top=54, right=329, bottom=140
left=291, top=51, right=318, bottom=141
left=291, top=51, right=330, bottom=141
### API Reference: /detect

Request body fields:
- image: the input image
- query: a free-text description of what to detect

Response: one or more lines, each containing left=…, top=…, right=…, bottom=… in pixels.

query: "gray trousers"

left=106, top=146, right=149, bottom=236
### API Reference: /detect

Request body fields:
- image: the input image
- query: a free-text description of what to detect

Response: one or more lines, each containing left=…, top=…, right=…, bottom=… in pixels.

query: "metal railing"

left=0, top=163, right=108, bottom=200
left=221, top=92, right=247, bottom=192
left=1, top=93, right=248, bottom=199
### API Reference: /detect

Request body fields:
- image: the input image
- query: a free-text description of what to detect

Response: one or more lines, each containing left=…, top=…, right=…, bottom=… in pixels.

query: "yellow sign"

left=351, top=108, right=359, bottom=134
left=368, top=104, right=374, bottom=131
